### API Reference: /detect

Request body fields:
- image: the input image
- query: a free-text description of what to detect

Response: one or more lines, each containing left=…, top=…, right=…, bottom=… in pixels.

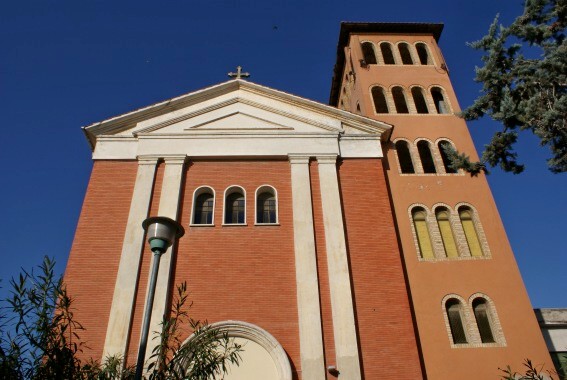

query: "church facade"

left=65, top=23, right=553, bottom=379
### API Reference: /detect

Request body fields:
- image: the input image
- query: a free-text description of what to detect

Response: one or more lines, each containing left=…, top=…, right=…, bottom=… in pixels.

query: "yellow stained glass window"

left=413, top=209, right=434, bottom=259
left=459, top=208, right=483, bottom=257
left=436, top=209, right=458, bottom=258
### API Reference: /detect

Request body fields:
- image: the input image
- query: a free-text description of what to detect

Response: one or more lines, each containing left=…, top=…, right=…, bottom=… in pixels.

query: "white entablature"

left=83, top=79, right=393, bottom=160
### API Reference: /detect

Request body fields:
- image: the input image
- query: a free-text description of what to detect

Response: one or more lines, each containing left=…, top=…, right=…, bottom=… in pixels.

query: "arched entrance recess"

left=182, top=320, right=292, bottom=380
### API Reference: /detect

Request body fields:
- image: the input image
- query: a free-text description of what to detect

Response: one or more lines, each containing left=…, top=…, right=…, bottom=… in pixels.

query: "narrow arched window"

left=472, top=298, right=495, bottom=343
left=361, top=42, right=377, bottom=64
left=395, top=141, right=415, bottom=174
left=380, top=42, right=395, bottom=64
left=224, top=187, right=245, bottom=224
left=438, top=140, right=457, bottom=173
left=416, top=43, right=431, bottom=65
left=371, top=87, right=389, bottom=113
left=436, top=208, right=458, bottom=258
left=417, top=140, right=436, bottom=173
left=398, top=43, right=413, bottom=64
left=192, top=188, right=215, bottom=225
left=459, top=207, right=483, bottom=257
left=431, top=87, right=449, bottom=114
left=256, top=186, right=277, bottom=224
left=412, top=207, right=434, bottom=259
left=392, top=86, right=409, bottom=114
left=446, top=299, right=468, bottom=344
left=411, top=87, right=429, bottom=114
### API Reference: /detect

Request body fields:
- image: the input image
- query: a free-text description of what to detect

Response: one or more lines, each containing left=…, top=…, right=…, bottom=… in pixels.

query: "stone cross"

left=228, top=66, right=250, bottom=79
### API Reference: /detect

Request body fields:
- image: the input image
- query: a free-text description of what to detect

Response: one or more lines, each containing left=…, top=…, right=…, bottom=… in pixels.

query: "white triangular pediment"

left=130, top=97, right=343, bottom=136
left=186, top=111, right=292, bottom=131
left=86, top=80, right=392, bottom=159
left=86, top=80, right=392, bottom=143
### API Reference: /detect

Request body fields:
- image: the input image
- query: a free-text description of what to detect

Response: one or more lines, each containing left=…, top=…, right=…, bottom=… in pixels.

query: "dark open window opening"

left=446, top=299, right=468, bottom=344
left=361, top=42, right=377, bottom=65
left=392, top=86, right=409, bottom=114
left=399, top=43, right=413, bottom=64
left=417, top=140, right=436, bottom=173
left=225, top=192, right=245, bottom=224
left=411, top=87, right=429, bottom=114
left=472, top=298, right=495, bottom=343
left=416, top=43, right=431, bottom=65
left=371, top=87, right=389, bottom=113
left=431, top=87, right=449, bottom=114
left=257, top=192, right=276, bottom=223
left=194, top=193, right=214, bottom=224
left=438, top=141, right=457, bottom=173
left=380, top=42, right=395, bottom=64
left=395, top=141, right=415, bottom=173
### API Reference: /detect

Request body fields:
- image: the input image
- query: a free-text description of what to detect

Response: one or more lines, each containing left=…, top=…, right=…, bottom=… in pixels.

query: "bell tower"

left=329, top=22, right=553, bottom=379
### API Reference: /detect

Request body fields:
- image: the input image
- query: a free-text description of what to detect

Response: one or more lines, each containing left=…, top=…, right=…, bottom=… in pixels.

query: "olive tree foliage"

left=449, top=0, right=566, bottom=175
left=499, top=359, right=561, bottom=380
left=0, top=257, right=241, bottom=379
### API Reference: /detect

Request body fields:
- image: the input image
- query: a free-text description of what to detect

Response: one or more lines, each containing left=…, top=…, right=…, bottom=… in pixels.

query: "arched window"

left=256, top=186, right=277, bottom=224
left=438, top=140, right=457, bottom=173
left=398, top=43, right=413, bottom=65
left=380, top=42, right=395, bottom=64
left=361, top=42, right=377, bottom=64
left=415, top=43, right=431, bottom=65
left=371, top=86, right=389, bottom=113
left=431, top=87, right=449, bottom=114
left=436, top=207, right=458, bottom=258
left=417, top=140, right=436, bottom=173
left=412, top=207, right=434, bottom=259
left=411, top=87, right=429, bottom=114
left=459, top=206, right=483, bottom=257
left=395, top=141, right=415, bottom=174
left=192, top=187, right=215, bottom=225
left=446, top=299, right=468, bottom=344
left=472, top=298, right=495, bottom=343
left=224, top=187, right=245, bottom=224
left=392, top=86, right=409, bottom=114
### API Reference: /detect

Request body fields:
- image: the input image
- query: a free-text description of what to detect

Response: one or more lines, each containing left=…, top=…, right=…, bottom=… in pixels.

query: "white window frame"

left=255, top=185, right=279, bottom=225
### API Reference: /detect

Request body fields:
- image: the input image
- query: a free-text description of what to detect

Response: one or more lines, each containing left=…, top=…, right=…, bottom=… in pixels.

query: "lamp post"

left=135, top=216, right=185, bottom=380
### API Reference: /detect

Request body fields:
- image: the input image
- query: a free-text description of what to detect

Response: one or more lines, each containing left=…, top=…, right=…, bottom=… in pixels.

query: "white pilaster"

left=143, top=155, right=186, bottom=361
left=316, top=154, right=362, bottom=380
left=288, top=155, right=326, bottom=380
left=102, top=157, right=158, bottom=361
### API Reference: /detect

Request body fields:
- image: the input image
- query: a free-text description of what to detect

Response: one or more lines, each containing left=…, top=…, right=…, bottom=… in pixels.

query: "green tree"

left=455, top=0, right=566, bottom=175
left=0, top=257, right=241, bottom=379
left=500, top=358, right=560, bottom=380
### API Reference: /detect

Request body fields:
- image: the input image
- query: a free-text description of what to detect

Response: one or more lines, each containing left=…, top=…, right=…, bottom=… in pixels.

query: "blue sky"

left=0, top=0, right=565, bottom=307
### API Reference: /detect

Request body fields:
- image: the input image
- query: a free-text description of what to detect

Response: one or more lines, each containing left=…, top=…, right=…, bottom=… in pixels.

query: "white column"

left=288, top=155, right=326, bottom=380
left=143, top=155, right=186, bottom=361
left=102, top=157, right=158, bottom=361
left=316, top=154, right=362, bottom=380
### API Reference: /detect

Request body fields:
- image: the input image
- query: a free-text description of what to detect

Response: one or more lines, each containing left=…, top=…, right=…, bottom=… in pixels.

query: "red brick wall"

left=64, top=160, right=138, bottom=361
left=65, top=158, right=422, bottom=378
left=338, top=158, right=423, bottom=379
left=156, top=160, right=302, bottom=378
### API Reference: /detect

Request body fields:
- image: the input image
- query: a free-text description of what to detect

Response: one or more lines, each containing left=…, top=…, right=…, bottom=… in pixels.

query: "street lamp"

left=135, top=216, right=185, bottom=380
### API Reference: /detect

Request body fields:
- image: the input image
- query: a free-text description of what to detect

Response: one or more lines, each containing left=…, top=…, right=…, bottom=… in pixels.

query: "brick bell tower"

left=329, top=22, right=553, bottom=379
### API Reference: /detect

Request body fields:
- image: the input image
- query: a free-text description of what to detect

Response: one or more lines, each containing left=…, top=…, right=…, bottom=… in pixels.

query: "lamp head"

left=142, top=216, right=185, bottom=254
